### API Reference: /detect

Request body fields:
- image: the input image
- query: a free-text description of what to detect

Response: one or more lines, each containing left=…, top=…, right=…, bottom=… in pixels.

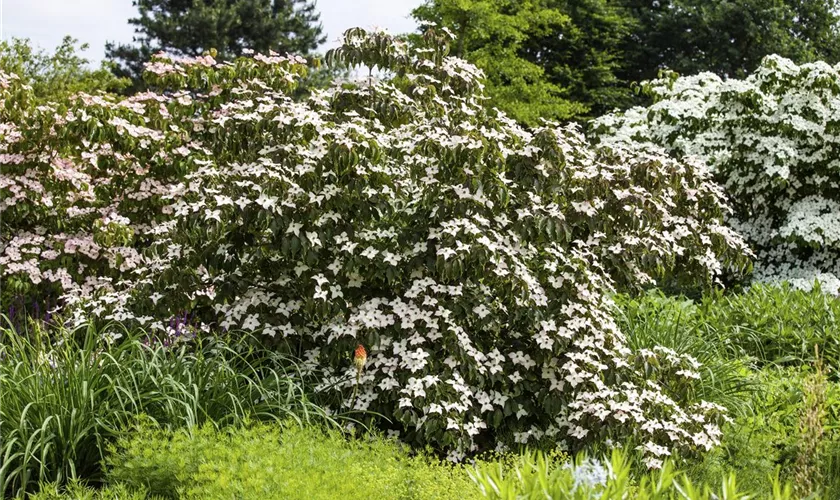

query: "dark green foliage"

left=412, top=0, right=633, bottom=124
left=520, top=0, right=636, bottom=116
left=621, top=284, right=840, bottom=368
left=618, top=0, right=840, bottom=82
left=106, top=0, right=325, bottom=86
left=104, top=423, right=481, bottom=499
left=413, top=0, right=840, bottom=123
left=697, top=284, right=840, bottom=367
left=0, top=322, right=329, bottom=497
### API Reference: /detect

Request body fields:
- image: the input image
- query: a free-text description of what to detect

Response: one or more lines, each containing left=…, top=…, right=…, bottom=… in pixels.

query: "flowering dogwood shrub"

left=0, top=50, right=307, bottom=316
left=0, top=28, right=750, bottom=464
left=594, top=55, right=840, bottom=293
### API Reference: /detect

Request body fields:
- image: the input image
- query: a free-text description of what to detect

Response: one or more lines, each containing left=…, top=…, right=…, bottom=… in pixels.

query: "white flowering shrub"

left=594, top=55, right=840, bottom=293
left=0, top=28, right=750, bottom=463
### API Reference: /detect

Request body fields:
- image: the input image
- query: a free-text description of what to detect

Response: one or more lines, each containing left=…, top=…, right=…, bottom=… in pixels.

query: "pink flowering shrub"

left=0, top=28, right=750, bottom=465
left=0, top=47, right=307, bottom=319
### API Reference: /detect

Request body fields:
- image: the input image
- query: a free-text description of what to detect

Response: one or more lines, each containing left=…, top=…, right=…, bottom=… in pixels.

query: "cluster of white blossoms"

left=594, top=54, right=840, bottom=294
left=0, top=27, right=750, bottom=463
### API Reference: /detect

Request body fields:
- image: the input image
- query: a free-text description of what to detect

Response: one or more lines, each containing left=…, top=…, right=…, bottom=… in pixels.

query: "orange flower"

left=350, top=344, right=368, bottom=402
left=354, top=344, right=367, bottom=372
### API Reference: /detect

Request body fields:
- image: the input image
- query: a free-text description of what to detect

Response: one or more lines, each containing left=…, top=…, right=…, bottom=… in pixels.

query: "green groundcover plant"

left=30, top=423, right=806, bottom=500
left=106, top=423, right=480, bottom=500
left=30, top=482, right=156, bottom=500
left=0, top=26, right=751, bottom=461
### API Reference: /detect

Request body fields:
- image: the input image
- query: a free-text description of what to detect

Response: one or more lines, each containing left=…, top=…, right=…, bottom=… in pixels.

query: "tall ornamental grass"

left=614, top=292, right=756, bottom=415
left=0, top=321, right=330, bottom=497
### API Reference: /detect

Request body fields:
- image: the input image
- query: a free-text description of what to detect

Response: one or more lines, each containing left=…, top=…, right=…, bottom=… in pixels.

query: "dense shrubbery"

left=0, top=26, right=752, bottom=461
left=616, top=287, right=840, bottom=497
left=5, top=4, right=840, bottom=498
left=620, top=284, right=840, bottom=368
left=595, top=55, right=840, bottom=294
left=0, top=323, right=326, bottom=496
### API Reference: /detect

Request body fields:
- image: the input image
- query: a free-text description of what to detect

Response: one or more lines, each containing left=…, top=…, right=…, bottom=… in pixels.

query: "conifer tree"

left=106, top=0, right=325, bottom=86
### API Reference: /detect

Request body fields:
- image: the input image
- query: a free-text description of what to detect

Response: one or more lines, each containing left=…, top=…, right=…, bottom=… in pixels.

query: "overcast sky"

left=1, top=0, right=421, bottom=64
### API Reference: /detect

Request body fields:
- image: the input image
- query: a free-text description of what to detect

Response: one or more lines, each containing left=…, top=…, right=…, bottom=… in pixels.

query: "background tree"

left=520, top=0, right=636, bottom=116
left=618, top=0, right=840, bottom=82
left=414, top=0, right=840, bottom=124
left=412, top=0, right=634, bottom=124
left=106, top=0, right=325, bottom=87
left=0, top=37, right=129, bottom=100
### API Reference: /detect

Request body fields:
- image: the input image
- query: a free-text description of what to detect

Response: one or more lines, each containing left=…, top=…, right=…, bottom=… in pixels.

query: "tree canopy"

left=0, top=37, right=129, bottom=100
left=618, top=0, right=840, bottom=82
left=413, top=0, right=840, bottom=123
left=412, top=0, right=633, bottom=124
left=106, top=0, right=325, bottom=86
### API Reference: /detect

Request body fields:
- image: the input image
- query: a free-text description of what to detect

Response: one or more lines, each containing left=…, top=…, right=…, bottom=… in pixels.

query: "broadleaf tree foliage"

left=0, top=28, right=750, bottom=464
left=413, top=0, right=840, bottom=123
left=0, top=36, right=129, bottom=101
left=412, top=0, right=634, bottom=124
left=618, top=0, right=840, bottom=83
